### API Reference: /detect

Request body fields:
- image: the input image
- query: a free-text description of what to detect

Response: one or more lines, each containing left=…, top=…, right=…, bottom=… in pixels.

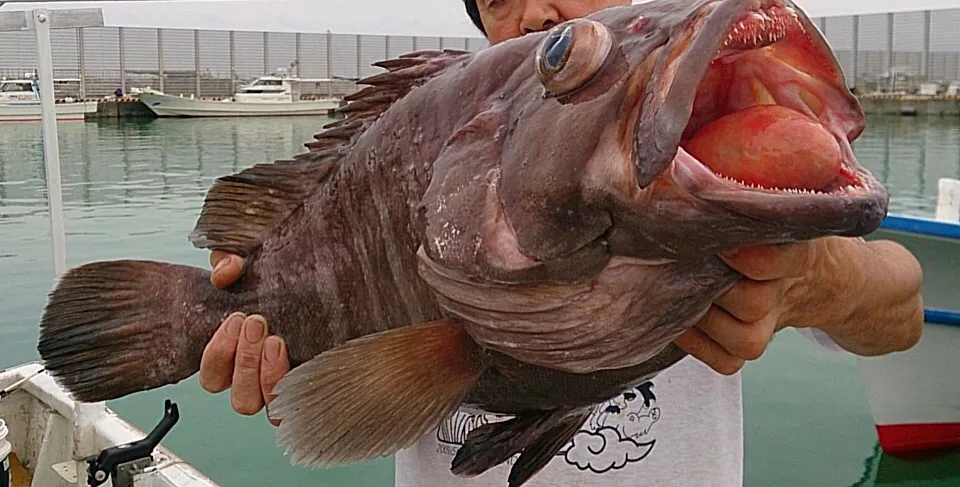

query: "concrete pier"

left=857, top=95, right=960, bottom=117
left=86, top=98, right=157, bottom=120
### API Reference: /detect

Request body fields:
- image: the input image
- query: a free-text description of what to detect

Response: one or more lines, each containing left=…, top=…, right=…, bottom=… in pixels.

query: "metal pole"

left=851, top=15, right=859, bottom=90
left=77, top=26, right=85, bottom=98
left=194, top=29, right=200, bottom=96
left=118, top=26, right=126, bottom=94
left=263, top=31, right=268, bottom=75
left=295, top=32, right=301, bottom=77
left=157, top=28, right=164, bottom=92
left=922, top=10, right=931, bottom=80
left=33, top=8, right=67, bottom=278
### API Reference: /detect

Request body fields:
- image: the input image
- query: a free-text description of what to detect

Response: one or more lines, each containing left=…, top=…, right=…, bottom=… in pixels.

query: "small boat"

left=132, top=71, right=342, bottom=118
left=0, top=76, right=97, bottom=122
left=857, top=177, right=960, bottom=459
left=1, top=363, right=221, bottom=487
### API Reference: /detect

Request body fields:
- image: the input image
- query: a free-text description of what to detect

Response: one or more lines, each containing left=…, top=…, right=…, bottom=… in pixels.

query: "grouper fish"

left=37, top=0, right=889, bottom=485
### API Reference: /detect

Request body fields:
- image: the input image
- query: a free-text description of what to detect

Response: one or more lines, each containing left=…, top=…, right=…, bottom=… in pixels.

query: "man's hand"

left=198, top=251, right=292, bottom=426
left=675, top=237, right=924, bottom=376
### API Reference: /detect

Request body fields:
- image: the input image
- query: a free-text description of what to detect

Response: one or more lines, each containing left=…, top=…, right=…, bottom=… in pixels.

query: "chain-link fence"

left=0, top=27, right=489, bottom=99
left=2, top=6, right=960, bottom=99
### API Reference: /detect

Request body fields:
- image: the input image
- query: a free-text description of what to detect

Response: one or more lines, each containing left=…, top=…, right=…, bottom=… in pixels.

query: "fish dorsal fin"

left=188, top=49, right=472, bottom=257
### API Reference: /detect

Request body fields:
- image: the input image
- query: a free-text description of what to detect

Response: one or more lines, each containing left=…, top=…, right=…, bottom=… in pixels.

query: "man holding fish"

left=191, top=0, right=923, bottom=485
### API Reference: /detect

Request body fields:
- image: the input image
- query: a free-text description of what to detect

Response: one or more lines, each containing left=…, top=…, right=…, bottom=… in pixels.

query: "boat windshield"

left=1, top=82, right=34, bottom=93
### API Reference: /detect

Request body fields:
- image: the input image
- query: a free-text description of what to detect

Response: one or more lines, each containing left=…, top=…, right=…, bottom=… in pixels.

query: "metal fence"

left=2, top=6, right=960, bottom=99
left=0, top=27, right=489, bottom=99
left=814, top=8, right=960, bottom=94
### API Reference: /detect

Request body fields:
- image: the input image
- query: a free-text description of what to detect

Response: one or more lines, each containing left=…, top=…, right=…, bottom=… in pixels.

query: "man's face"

left=477, top=0, right=632, bottom=44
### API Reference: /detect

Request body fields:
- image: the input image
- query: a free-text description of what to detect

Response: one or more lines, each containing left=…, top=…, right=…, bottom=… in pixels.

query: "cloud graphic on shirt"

left=563, top=427, right=655, bottom=474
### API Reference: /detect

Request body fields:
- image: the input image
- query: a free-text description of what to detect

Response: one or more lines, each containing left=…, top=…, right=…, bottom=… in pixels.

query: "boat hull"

left=0, top=363, right=220, bottom=487
left=859, top=217, right=960, bottom=458
left=137, top=92, right=340, bottom=118
left=0, top=101, right=97, bottom=122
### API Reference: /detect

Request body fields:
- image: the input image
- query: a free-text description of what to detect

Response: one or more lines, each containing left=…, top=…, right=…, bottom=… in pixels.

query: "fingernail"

left=244, top=316, right=265, bottom=343
left=225, top=313, right=245, bottom=338
left=264, top=336, right=283, bottom=362
left=213, top=257, right=229, bottom=273
left=720, top=248, right=740, bottom=258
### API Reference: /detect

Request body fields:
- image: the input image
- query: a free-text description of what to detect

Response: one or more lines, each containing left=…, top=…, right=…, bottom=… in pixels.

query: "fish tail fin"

left=268, top=319, right=485, bottom=467
left=37, top=259, right=229, bottom=403
left=452, top=407, right=592, bottom=487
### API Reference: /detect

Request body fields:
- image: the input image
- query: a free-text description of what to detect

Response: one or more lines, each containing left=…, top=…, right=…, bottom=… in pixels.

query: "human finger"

left=260, top=335, right=291, bottom=427
left=673, top=325, right=746, bottom=376
left=713, top=278, right=790, bottom=324
left=198, top=312, right=245, bottom=393
left=696, top=305, right=778, bottom=362
left=209, top=251, right=246, bottom=289
left=231, top=315, right=268, bottom=415
left=720, top=242, right=814, bottom=281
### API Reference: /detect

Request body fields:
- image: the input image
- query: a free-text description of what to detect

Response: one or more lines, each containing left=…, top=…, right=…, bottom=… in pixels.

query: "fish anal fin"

left=187, top=157, right=335, bottom=257
left=268, top=319, right=485, bottom=467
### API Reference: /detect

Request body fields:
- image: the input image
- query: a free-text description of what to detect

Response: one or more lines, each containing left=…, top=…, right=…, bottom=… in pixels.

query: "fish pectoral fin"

left=451, top=407, right=592, bottom=487
left=267, top=318, right=485, bottom=467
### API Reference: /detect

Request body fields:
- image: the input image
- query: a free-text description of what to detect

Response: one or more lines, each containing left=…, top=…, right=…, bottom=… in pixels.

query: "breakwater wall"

left=857, top=95, right=960, bottom=117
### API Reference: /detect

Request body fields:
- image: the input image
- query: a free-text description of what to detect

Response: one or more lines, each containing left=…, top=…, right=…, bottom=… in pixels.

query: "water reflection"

left=853, top=116, right=960, bottom=217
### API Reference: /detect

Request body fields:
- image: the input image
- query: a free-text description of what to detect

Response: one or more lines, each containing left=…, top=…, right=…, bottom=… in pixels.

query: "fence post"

left=157, top=28, right=164, bottom=92
left=356, top=33, right=361, bottom=79
left=325, top=29, right=332, bottom=97
left=385, top=34, right=390, bottom=59
left=194, top=29, right=201, bottom=96
left=922, top=10, right=931, bottom=80
left=852, top=15, right=859, bottom=89
left=77, top=26, right=85, bottom=98
left=886, top=12, right=894, bottom=75
left=229, top=30, right=235, bottom=94
left=295, top=32, right=301, bottom=77
left=263, top=31, right=268, bottom=75
left=118, top=26, right=126, bottom=93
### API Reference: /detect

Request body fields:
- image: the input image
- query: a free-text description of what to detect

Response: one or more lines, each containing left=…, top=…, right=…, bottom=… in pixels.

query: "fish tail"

left=452, top=407, right=592, bottom=487
left=37, top=259, right=234, bottom=403
left=268, top=319, right=486, bottom=467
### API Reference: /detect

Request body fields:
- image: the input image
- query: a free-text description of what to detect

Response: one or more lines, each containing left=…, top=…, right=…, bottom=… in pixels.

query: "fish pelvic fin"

left=451, top=407, right=592, bottom=487
left=268, top=318, right=486, bottom=467
left=37, top=260, right=231, bottom=403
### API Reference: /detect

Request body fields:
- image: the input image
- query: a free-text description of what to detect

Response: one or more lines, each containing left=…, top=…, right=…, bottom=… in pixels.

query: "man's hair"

left=462, top=0, right=488, bottom=36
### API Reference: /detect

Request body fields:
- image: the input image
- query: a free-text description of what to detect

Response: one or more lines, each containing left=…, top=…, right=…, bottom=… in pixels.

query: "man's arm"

left=675, top=236, right=924, bottom=375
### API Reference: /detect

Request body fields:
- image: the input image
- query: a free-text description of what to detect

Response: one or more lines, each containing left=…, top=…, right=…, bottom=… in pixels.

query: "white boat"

left=1, top=363, right=221, bottom=487
left=857, top=177, right=960, bottom=459
left=133, top=71, right=342, bottom=118
left=0, top=76, right=97, bottom=123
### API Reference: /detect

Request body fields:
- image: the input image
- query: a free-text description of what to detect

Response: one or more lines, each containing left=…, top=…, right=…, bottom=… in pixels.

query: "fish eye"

left=534, top=19, right=613, bottom=96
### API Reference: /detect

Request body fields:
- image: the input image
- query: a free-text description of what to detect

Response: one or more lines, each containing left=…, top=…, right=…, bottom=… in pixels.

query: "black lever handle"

left=86, top=399, right=180, bottom=487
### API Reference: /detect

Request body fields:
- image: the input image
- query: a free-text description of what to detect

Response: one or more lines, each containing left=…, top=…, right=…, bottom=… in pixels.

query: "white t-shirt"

left=394, top=329, right=842, bottom=487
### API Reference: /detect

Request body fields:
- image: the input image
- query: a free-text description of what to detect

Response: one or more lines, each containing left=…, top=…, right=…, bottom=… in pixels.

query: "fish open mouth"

left=667, top=1, right=879, bottom=201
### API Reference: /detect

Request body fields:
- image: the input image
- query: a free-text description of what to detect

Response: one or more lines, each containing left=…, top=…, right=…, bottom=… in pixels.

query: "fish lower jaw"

left=669, top=146, right=872, bottom=198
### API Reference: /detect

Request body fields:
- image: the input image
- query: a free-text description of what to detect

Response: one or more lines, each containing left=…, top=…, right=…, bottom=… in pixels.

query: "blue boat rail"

left=925, top=308, right=960, bottom=328
left=880, top=214, right=960, bottom=241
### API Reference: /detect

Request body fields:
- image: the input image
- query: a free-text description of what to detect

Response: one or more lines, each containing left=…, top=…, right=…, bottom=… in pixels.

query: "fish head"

left=468, top=0, right=888, bottom=262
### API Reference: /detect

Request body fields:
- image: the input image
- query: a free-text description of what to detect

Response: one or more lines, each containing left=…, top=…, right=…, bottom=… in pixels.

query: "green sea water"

left=0, top=115, right=957, bottom=487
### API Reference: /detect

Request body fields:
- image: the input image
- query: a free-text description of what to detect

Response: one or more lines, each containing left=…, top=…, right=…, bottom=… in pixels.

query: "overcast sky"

left=2, top=0, right=958, bottom=37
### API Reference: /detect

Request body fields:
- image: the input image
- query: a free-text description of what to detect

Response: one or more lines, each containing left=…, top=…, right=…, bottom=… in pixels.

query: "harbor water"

left=0, top=115, right=958, bottom=486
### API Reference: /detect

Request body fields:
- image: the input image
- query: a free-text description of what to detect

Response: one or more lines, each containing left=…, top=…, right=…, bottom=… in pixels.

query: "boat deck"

left=8, top=453, right=33, bottom=487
